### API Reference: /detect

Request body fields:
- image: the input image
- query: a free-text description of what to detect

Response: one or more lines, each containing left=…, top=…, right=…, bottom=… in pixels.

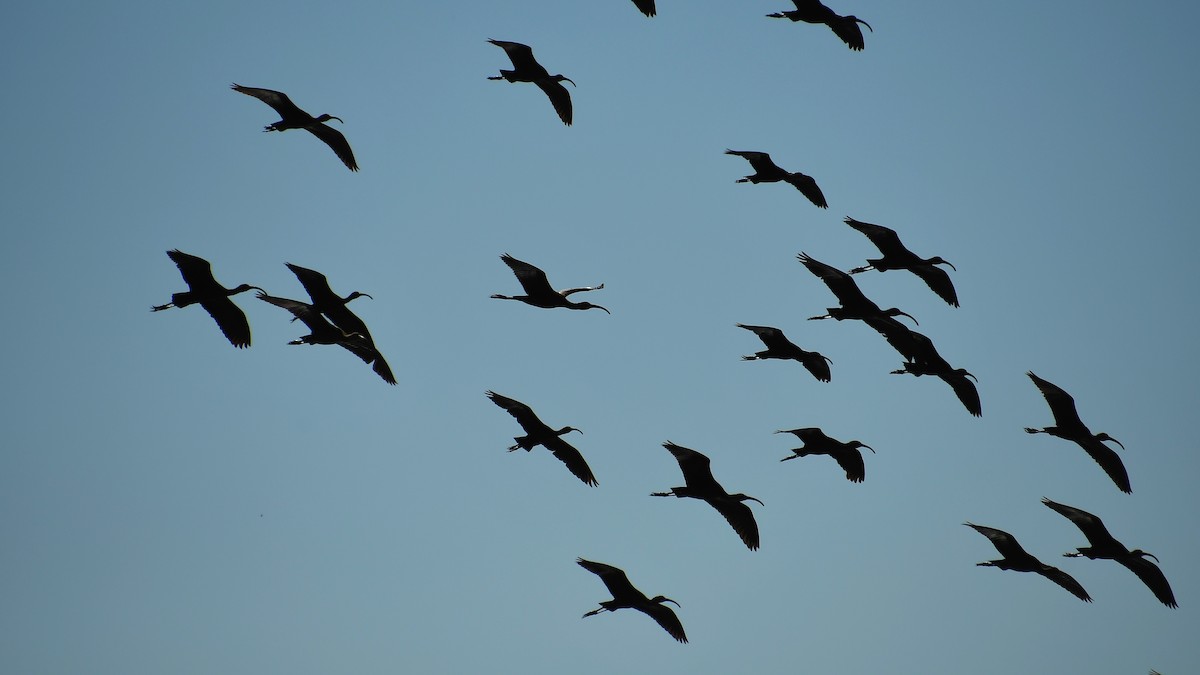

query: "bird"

left=843, top=217, right=960, bottom=307
left=891, top=359, right=982, bottom=418
left=485, top=391, right=597, bottom=486
left=766, top=0, right=873, bottom=51
left=487, top=39, right=575, bottom=125
left=1041, top=497, right=1176, bottom=608
left=284, top=263, right=377, bottom=345
left=885, top=329, right=981, bottom=417
left=631, top=0, right=656, bottom=17
left=651, top=441, right=762, bottom=550
left=737, top=324, right=832, bottom=382
left=1024, top=371, right=1129, bottom=493
left=964, top=522, right=1092, bottom=603
left=231, top=84, right=358, bottom=171
left=490, top=253, right=609, bottom=314
left=797, top=252, right=917, bottom=324
left=152, top=249, right=263, bottom=349
left=576, top=558, right=686, bottom=643
left=725, top=149, right=828, bottom=208
left=256, top=292, right=396, bottom=385
left=774, top=428, right=873, bottom=483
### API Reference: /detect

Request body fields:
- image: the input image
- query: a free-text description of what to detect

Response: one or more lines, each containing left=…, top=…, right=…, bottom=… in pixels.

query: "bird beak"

left=964, top=370, right=978, bottom=383
left=591, top=304, right=611, bottom=315
left=857, top=18, right=874, bottom=32
left=899, top=311, right=918, bottom=326
left=249, top=286, right=266, bottom=293
left=563, top=77, right=577, bottom=88
left=663, top=597, right=681, bottom=608
left=863, top=444, right=876, bottom=454
left=329, top=116, right=345, bottom=124
left=942, top=260, right=958, bottom=271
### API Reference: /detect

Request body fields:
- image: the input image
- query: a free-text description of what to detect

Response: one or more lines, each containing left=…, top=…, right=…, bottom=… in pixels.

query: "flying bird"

left=152, top=249, right=263, bottom=349
left=843, top=217, right=959, bottom=307
left=257, top=292, right=395, bottom=384
left=491, top=253, right=609, bottom=313
left=887, top=330, right=981, bottom=417
left=1024, top=372, right=1129, bottom=493
left=231, top=84, right=358, bottom=171
left=965, top=522, right=1092, bottom=603
left=766, top=0, right=873, bottom=51
left=284, top=263, right=377, bottom=344
left=487, top=39, right=575, bottom=125
left=576, top=558, right=686, bottom=643
left=724, top=149, right=828, bottom=208
left=631, top=0, right=656, bottom=17
left=1041, top=497, right=1176, bottom=608
left=737, top=324, right=832, bottom=382
left=797, top=252, right=917, bottom=324
left=774, top=428, right=873, bottom=483
left=651, top=441, right=762, bottom=550
left=485, top=391, right=597, bottom=486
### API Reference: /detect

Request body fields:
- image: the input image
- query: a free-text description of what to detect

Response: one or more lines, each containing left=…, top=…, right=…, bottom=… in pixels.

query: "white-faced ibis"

left=725, top=149, right=828, bottom=208
left=886, top=329, right=981, bottom=417
left=257, top=292, right=395, bottom=385
left=774, top=428, right=873, bottom=483
left=152, top=249, right=263, bottom=349
left=844, top=217, right=959, bottom=307
left=491, top=253, right=609, bottom=314
left=631, top=0, right=656, bottom=17
left=1025, top=372, right=1129, bottom=493
left=485, top=391, right=597, bottom=486
left=1042, top=497, right=1176, bottom=608
left=576, top=558, right=686, bottom=643
left=231, top=84, right=358, bottom=171
left=766, top=0, right=873, bottom=51
left=285, top=263, right=376, bottom=344
left=651, top=441, right=762, bottom=550
left=797, top=252, right=917, bottom=324
left=487, top=39, right=575, bottom=125
left=737, top=324, right=832, bottom=382
left=964, top=522, right=1092, bottom=603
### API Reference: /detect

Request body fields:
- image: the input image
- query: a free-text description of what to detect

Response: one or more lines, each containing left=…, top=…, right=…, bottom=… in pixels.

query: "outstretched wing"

left=966, top=523, right=1030, bottom=561
left=486, top=390, right=544, bottom=431
left=798, top=252, right=870, bottom=306
left=844, top=217, right=905, bottom=254
left=737, top=323, right=791, bottom=350
left=909, top=264, right=960, bottom=307
left=536, top=80, right=573, bottom=126
left=725, top=149, right=782, bottom=175
left=783, top=172, right=828, bottom=208
left=499, top=253, right=557, bottom=297
left=661, top=441, right=723, bottom=493
left=1035, top=565, right=1093, bottom=603
left=544, top=435, right=598, bottom=487
left=941, top=371, right=982, bottom=417
left=305, top=122, right=359, bottom=171
left=488, top=39, right=540, bottom=71
left=1027, top=372, right=1085, bottom=430
left=631, top=0, right=656, bottom=17
left=199, top=296, right=253, bottom=348
left=827, top=16, right=868, bottom=51
left=830, top=447, right=866, bottom=483
left=1078, top=437, right=1132, bottom=493
left=707, top=497, right=760, bottom=551
left=638, top=602, right=688, bottom=643
left=1118, top=556, right=1178, bottom=608
left=576, top=558, right=635, bottom=599
left=231, top=84, right=306, bottom=119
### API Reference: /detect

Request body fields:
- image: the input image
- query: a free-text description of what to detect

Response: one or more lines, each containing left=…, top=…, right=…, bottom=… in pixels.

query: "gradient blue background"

left=2, top=1, right=1196, bottom=673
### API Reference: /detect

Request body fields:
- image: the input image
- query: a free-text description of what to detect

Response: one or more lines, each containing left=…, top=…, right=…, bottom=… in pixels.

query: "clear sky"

left=2, top=1, right=1197, bottom=673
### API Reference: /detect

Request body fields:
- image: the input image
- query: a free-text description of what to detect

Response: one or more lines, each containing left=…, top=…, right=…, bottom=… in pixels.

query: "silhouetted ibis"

left=576, top=558, right=686, bottom=643
left=485, top=391, right=597, bottom=486
left=737, top=324, right=832, bottom=382
left=231, top=84, right=358, bottom=171
left=487, top=39, right=575, bottom=125
left=1042, top=497, right=1176, bottom=608
left=844, top=217, right=959, bottom=307
left=965, top=522, right=1092, bottom=602
left=257, top=292, right=396, bottom=385
left=766, top=0, right=873, bottom=51
left=891, top=360, right=981, bottom=417
left=152, top=249, right=263, bottom=349
left=631, top=0, right=656, bottom=17
left=797, top=252, right=917, bottom=324
left=491, top=253, right=609, bottom=314
left=1025, top=372, right=1129, bottom=493
left=884, top=329, right=980, bottom=417
left=285, top=263, right=376, bottom=344
left=725, top=149, right=828, bottom=208
left=775, top=428, right=873, bottom=483
left=652, top=441, right=762, bottom=550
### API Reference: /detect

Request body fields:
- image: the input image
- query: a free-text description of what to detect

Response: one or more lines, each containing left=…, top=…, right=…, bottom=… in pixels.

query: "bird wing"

left=830, top=447, right=866, bottom=483
left=865, top=317, right=923, bottom=361
left=725, top=149, right=781, bottom=175
left=1035, top=565, right=1093, bottom=603
left=802, top=351, right=833, bottom=382
left=941, top=371, right=982, bottom=417
left=285, top=263, right=375, bottom=343
left=661, top=441, right=723, bottom=492
left=783, top=172, right=829, bottom=208
left=1040, top=498, right=1116, bottom=548
left=776, top=427, right=824, bottom=443
left=543, top=434, right=598, bottom=487
left=488, top=39, right=539, bottom=70
left=166, top=249, right=218, bottom=290
left=536, top=80, right=573, bottom=126
left=257, top=292, right=334, bottom=335
left=198, top=296, right=252, bottom=348
left=231, top=84, right=307, bottom=119
left=737, top=323, right=791, bottom=351
left=909, top=265, right=960, bottom=307
left=631, top=0, right=656, bottom=16
left=576, top=558, right=636, bottom=599
left=486, top=390, right=545, bottom=431
left=305, top=122, right=359, bottom=171
left=844, top=217, right=905, bottom=254
left=499, top=253, right=558, bottom=297
left=1078, top=436, right=1132, bottom=493
left=966, top=523, right=1031, bottom=560
left=638, top=602, right=688, bottom=643
left=1027, top=372, right=1086, bottom=430
left=1118, top=556, right=1178, bottom=608
left=367, top=351, right=397, bottom=385
left=827, top=16, right=868, bottom=51
left=707, top=497, right=761, bottom=550
left=797, top=252, right=870, bottom=306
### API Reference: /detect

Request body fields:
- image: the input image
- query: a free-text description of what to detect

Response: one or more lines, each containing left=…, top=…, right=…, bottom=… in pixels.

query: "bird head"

left=957, top=369, right=979, bottom=383
left=1131, top=549, right=1161, bottom=563
left=1095, top=432, right=1125, bottom=450
left=315, top=114, right=344, bottom=124
left=553, top=74, right=576, bottom=87
left=851, top=16, right=874, bottom=32
left=557, top=426, right=583, bottom=437
left=731, top=493, right=764, bottom=507
left=929, top=256, right=957, bottom=271
left=850, top=441, right=876, bottom=454
left=346, top=291, right=374, bottom=302
left=650, top=595, right=681, bottom=608
left=884, top=308, right=918, bottom=325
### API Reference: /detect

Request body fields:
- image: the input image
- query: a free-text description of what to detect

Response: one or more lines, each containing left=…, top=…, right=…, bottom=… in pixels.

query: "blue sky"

left=2, top=1, right=1197, bottom=673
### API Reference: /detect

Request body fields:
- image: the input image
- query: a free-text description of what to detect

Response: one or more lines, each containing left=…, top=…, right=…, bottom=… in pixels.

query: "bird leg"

left=649, top=490, right=679, bottom=498
left=1023, top=427, right=1046, bottom=435
left=581, top=607, right=608, bottom=618
left=150, top=303, right=174, bottom=312
left=848, top=264, right=874, bottom=274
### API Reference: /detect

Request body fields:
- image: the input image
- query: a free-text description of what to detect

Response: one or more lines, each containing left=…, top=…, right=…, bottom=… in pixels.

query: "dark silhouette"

left=774, top=428, right=873, bottom=483
left=284, top=263, right=377, bottom=344
left=652, top=441, right=763, bottom=550
left=257, top=292, right=396, bottom=385
left=797, top=252, right=917, bottom=324
left=152, top=249, right=262, bottom=349
left=766, top=0, right=873, bottom=51
left=965, top=522, right=1092, bottom=602
left=1042, top=497, right=1176, bottom=608
left=737, top=324, right=832, bottom=382
left=1025, top=371, right=1129, bottom=493
left=631, top=0, right=656, bottom=17
left=491, top=253, right=609, bottom=314
left=887, top=329, right=981, bottom=417
left=485, top=391, right=597, bottom=486
left=576, top=558, right=686, bottom=643
left=844, top=217, right=959, bottom=307
left=231, top=84, right=358, bottom=171
left=724, top=149, right=828, bottom=208
left=487, top=39, right=575, bottom=125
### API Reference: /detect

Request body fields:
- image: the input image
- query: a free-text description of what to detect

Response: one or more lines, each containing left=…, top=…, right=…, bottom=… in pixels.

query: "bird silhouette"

left=737, top=323, right=832, bottom=382
left=491, top=253, right=609, bottom=313
left=631, top=0, right=656, bottom=17
left=486, top=391, right=597, bottom=486
left=231, top=84, right=358, bottom=171
left=965, top=522, right=1092, bottom=602
left=797, top=252, right=917, bottom=324
left=257, top=292, right=395, bottom=385
left=152, top=249, right=262, bottom=348
left=725, top=149, right=828, bottom=208
left=577, top=558, right=686, bottom=643
left=487, top=39, right=575, bottom=125
left=775, top=428, right=873, bottom=483
left=1025, top=372, right=1129, bottom=493
left=766, top=0, right=873, bottom=51
left=844, top=217, right=959, bottom=307
left=652, top=441, right=762, bottom=550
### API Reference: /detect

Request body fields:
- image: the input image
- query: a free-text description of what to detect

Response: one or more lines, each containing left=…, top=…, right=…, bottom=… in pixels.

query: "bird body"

left=737, top=323, right=832, bottom=382
left=152, top=249, right=262, bottom=349
left=798, top=252, right=917, bottom=324
left=775, top=428, right=873, bottom=482
left=577, top=558, right=686, bottom=643
left=487, top=40, right=575, bottom=125
left=652, top=441, right=762, bottom=550
left=725, top=149, right=828, bottom=208
left=766, top=0, right=873, bottom=51
left=844, top=217, right=959, bottom=307
left=485, top=391, right=597, bottom=486
left=231, top=84, right=358, bottom=171
left=257, top=292, right=395, bottom=384
left=284, top=263, right=376, bottom=344
left=965, top=522, right=1092, bottom=602
left=491, top=253, right=609, bottom=313
left=1025, top=372, right=1129, bottom=493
